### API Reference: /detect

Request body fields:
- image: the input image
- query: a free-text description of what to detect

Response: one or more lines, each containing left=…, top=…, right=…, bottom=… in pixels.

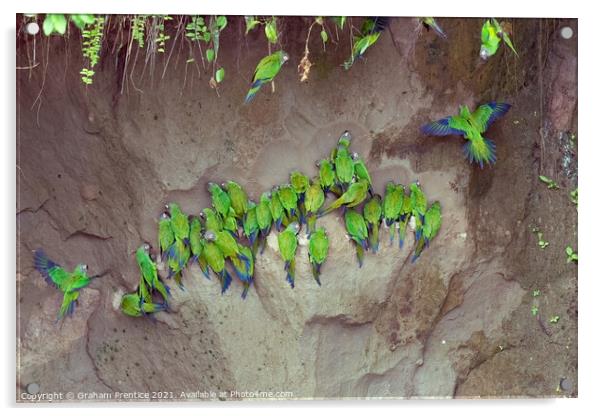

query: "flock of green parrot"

left=31, top=16, right=516, bottom=322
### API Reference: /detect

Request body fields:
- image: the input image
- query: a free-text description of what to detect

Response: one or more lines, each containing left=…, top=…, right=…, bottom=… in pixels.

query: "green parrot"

left=120, top=292, right=167, bottom=318
left=158, top=211, right=174, bottom=260
left=165, top=203, right=191, bottom=289
left=308, top=227, right=329, bottom=286
left=383, top=181, right=404, bottom=246
left=334, top=134, right=355, bottom=190
left=245, top=50, right=289, bottom=103
left=256, top=192, right=273, bottom=254
left=208, top=182, right=232, bottom=220
left=166, top=238, right=190, bottom=289
left=343, top=17, right=387, bottom=70
left=344, top=209, right=369, bottom=268
left=330, top=130, right=351, bottom=162
left=412, top=202, right=442, bottom=262
left=421, top=102, right=511, bottom=167
left=243, top=200, right=260, bottom=250
left=480, top=18, right=518, bottom=60
left=304, top=178, right=325, bottom=234
left=203, top=239, right=232, bottom=293
left=189, top=215, right=210, bottom=279
left=223, top=207, right=239, bottom=237
left=398, top=190, right=413, bottom=249
left=409, top=181, right=427, bottom=240
left=277, top=184, right=298, bottom=221
left=317, top=159, right=336, bottom=192
left=201, top=207, right=224, bottom=233
left=363, top=194, right=382, bottom=253
left=136, top=243, right=170, bottom=302
left=290, top=170, right=310, bottom=225
left=321, top=179, right=369, bottom=216
left=277, top=222, right=301, bottom=288
left=205, top=230, right=249, bottom=265
left=34, top=249, right=101, bottom=320
left=352, top=152, right=373, bottom=195
left=225, top=180, right=249, bottom=220
left=269, top=188, right=285, bottom=231
left=420, top=17, right=446, bottom=38
left=168, top=203, right=190, bottom=242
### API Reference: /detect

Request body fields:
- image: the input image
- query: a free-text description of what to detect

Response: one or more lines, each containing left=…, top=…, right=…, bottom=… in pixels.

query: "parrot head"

left=204, top=231, right=217, bottom=241
left=280, top=51, right=290, bottom=64
left=290, top=222, right=301, bottom=234
left=339, top=130, right=352, bottom=144
left=160, top=211, right=170, bottom=220
left=142, top=242, right=151, bottom=252
left=352, top=152, right=360, bottom=160
left=480, top=46, right=492, bottom=60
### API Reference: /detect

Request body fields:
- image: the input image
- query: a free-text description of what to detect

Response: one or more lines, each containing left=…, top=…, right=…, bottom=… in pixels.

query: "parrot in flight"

left=277, top=222, right=301, bottom=288
left=421, top=102, right=511, bottom=167
left=308, top=227, right=329, bottom=286
left=480, top=18, right=518, bottom=60
left=412, top=202, right=442, bottom=262
left=120, top=292, right=168, bottom=318
left=245, top=50, right=289, bottom=104
left=420, top=17, right=447, bottom=38
left=383, top=181, right=404, bottom=245
left=344, top=209, right=369, bottom=268
left=320, top=179, right=369, bottom=216
left=33, top=249, right=102, bottom=320
left=363, top=194, right=382, bottom=253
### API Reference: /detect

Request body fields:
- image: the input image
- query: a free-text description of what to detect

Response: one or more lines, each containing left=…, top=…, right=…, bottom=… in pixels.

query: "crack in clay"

left=64, top=229, right=113, bottom=242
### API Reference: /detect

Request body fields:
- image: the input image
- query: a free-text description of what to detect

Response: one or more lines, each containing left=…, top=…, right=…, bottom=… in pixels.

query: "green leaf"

left=216, top=67, right=225, bottom=83
left=70, top=14, right=95, bottom=30
left=565, top=246, right=573, bottom=256
left=549, top=316, right=560, bottom=324
left=53, top=14, right=67, bottom=35
left=531, top=305, right=539, bottom=316
left=43, top=16, right=54, bottom=36
left=321, top=29, right=328, bottom=43
left=265, top=18, right=278, bottom=44
left=206, top=48, right=215, bottom=62
left=216, top=16, right=227, bottom=31
left=532, top=290, right=540, bottom=297
left=315, top=16, right=324, bottom=25
left=538, top=175, right=559, bottom=189
left=245, top=16, right=259, bottom=34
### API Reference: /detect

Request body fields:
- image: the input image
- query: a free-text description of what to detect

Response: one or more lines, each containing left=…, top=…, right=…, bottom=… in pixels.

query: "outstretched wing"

left=421, top=116, right=467, bottom=136
left=34, top=249, right=69, bottom=290
left=472, top=102, right=511, bottom=133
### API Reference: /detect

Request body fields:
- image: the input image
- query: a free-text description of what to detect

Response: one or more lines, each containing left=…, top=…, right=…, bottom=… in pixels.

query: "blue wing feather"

left=421, top=117, right=466, bottom=136
left=482, top=102, right=511, bottom=130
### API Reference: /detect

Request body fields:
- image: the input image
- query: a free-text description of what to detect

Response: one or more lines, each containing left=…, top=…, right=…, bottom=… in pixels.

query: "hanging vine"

left=80, top=16, right=105, bottom=85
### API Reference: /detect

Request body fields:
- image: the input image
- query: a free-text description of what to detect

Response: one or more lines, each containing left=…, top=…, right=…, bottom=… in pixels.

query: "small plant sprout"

left=565, top=246, right=578, bottom=263
left=535, top=231, right=549, bottom=249
left=570, top=188, right=578, bottom=207
left=538, top=175, right=559, bottom=190
left=531, top=305, right=539, bottom=316
left=549, top=316, right=560, bottom=324
left=532, top=289, right=540, bottom=297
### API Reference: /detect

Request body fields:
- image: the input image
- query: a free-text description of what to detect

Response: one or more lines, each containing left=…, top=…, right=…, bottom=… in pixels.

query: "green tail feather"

left=286, top=258, right=296, bottom=288
left=311, top=262, right=322, bottom=286
left=464, top=137, right=497, bottom=167
left=369, top=225, right=380, bottom=253
left=355, top=243, right=365, bottom=268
